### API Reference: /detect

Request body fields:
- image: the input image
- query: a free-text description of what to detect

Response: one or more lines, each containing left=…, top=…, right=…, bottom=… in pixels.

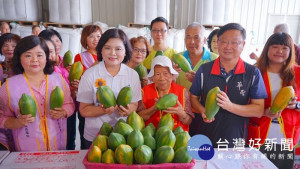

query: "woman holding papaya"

left=72, top=25, right=103, bottom=150
left=76, top=29, right=142, bottom=149
left=39, top=31, right=78, bottom=150
left=0, top=35, right=75, bottom=151
left=137, top=55, right=193, bottom=131
left=127, top=36, right=151, bottom=87
left=248, top=32, right=300, bottom=169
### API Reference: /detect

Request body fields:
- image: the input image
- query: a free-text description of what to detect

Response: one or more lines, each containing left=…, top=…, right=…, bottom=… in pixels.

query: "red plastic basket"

left=82, top=148, right=195, bottom=169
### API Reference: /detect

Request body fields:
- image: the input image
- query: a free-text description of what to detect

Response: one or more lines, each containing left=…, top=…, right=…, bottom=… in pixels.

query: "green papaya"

left=173, top=126, right=184, bottom=136
left=205, top=86, right=220, bottom=120
left=96, top=86, right=116, bottom=108
left=99, top=122, right=113, bottom=136
left=127, top=111, right=145, bottom=131
left=155, top=50, right=164, bottom=57
left=113, top=122, right=133, bottom=139
left=19, top=93, right=37, bottom=117
left=101, top=149, right=116, bottom=164
left=50, top=86, right=64, bottom=110
left=157, top=113, right=174, bottom=130
left=87, top=145, right=102, bottom=163
left=141, top=125, right=154, bottom=137
left=92, top=134, right=108, bottom=152
left=153, top=146, right=174, bottom=164
left=173, top=146, right=192, bottom=163
left=147, top=123, right=156, bottom=132
left=173, top=54, right=192, bottom=73
left=270, top=86, right=295, bottom=114
left=115, top=118, right=126, bottom=128
left=127, top=130, right=144, bottom=150
left=174, top=131, right=191, bottom=150
left=116, top=86, right=132, bottom=107
left=63, top=50, right=73, bottom=67
left=156, top=93, right=178, bottom=110
left=108, top=132, right=126, bottom=151
left=134, top=64, right=147, bottom=80
left=144, top=135, right=156, bottom=151
left=68, top=61, right=83, bottom=82
left=134, top=145, right=153, bottom=164
left=155, top=126, right=171, bottom=140
left=156, top=130, right=176, bottom=148
left=115, top=144, right=133, bottom=164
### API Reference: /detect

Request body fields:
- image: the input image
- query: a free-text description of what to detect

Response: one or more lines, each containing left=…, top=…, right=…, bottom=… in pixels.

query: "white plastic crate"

left=49, top=0, right=92, bottom=25
left=0, top=0, right=42, bottom=21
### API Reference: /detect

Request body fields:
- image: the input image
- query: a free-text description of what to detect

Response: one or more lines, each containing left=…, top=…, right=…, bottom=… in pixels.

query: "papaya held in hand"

left=50, top=86, right=64, bottom=110
left=63, top=50, right=73, bottom=67
left=173, top=54, right=192, bottom=73
left=68, top=61, right=83, bottom=82
left=134, top=64, right=147, bottom=80
left=205, top=86, right=220, bottom=120
left=156, top=93, right=178, bottom=110
left=155, top=50, right=164, bottom=57
left=96, top=86, right=116, bottom=108
left=116, top=86, right=133, bottom=107
left=18, top=93, right=37, bottom=117
left=270, top=86, right=295, bottom=114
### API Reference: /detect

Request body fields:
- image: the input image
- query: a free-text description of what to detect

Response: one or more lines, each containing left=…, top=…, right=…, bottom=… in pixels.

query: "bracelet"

left=181, top=114, right=188, bottom=122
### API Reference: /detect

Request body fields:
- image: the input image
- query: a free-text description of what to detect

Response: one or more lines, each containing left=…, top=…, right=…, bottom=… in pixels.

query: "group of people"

left=0, top=17, right=299, bottom=169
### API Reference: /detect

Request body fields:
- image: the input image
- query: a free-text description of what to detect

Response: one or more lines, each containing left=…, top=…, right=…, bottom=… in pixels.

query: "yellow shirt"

left=142, top=47, right=177, bottom=70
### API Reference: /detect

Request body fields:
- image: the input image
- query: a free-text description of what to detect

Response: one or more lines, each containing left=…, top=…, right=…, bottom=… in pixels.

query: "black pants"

left=78, top=110, right=85, bottom=149
left=189, top=113, right=201, bottom=137
left=260, top=144, right=294, bottom=169
left=66, top=112, right=76, bottom=150
left=83, top=137, right=92, bottom=150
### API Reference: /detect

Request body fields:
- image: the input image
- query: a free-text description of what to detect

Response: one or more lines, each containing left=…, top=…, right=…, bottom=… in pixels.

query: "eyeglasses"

left=151, top=29, right=167, bottom=34
left=218, top=40, right=242, bottom=48
left=133, top=47, right=147, bottom=54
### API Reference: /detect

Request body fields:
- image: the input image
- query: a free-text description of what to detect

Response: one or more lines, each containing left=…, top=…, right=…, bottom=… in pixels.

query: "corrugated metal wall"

left=90, top=0, right=300, bottom=44
left=170, top=0, right=300, bottom=44
left=91, top=0, right=134, bottom=27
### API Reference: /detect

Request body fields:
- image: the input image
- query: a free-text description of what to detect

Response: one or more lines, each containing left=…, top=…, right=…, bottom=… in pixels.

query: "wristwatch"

left=295, top=101, right=300, bottom=109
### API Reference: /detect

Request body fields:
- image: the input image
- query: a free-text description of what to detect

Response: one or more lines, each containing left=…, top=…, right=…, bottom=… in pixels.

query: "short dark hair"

left=0, top=33, right=21, bottom=55
left=38, top=29, right=63, bottom=43
left=218, top=23, right=246, bottom=40
left=96, top=29, right=132, bottom=63
left=81, top=24, right=103, bottom=50
left=11, top=35, right=55, bottom=75
left=150, top=17, right=169, bottom=30
left=32, top=25, right=40, bottom=30
left=207, top=29, right=220, bottom=52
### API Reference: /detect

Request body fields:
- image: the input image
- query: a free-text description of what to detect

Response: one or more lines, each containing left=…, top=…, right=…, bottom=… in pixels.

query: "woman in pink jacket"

left=0, top=35, right=74, bottom=151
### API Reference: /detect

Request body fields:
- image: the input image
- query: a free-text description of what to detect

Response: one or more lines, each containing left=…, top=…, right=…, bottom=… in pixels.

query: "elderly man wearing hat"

left=137, top=55, right=193, bottom=131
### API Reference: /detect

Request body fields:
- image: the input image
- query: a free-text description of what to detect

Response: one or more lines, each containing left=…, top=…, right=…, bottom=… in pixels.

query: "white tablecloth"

left=0, top=148, right=277, bottom=169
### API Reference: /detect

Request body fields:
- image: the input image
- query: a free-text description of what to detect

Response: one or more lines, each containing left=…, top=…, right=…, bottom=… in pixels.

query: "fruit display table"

left=0, top=148, right=278, bottom=169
